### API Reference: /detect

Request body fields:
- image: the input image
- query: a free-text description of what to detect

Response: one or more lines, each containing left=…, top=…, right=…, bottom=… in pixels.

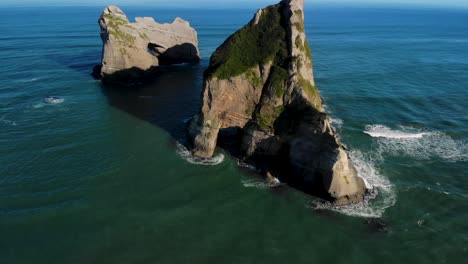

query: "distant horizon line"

left=1, top=2, right=467, bottom=11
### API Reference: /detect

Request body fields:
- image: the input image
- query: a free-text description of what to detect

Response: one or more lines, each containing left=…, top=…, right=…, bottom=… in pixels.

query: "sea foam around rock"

left=176, top=141, right=224, bottom=166
left=309, top=150, right=396, bottom=218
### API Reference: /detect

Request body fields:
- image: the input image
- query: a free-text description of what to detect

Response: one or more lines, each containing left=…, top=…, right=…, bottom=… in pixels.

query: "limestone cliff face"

left=98, top=6, right=200, bottom=81
left=189, top=0, right=366, bottom=205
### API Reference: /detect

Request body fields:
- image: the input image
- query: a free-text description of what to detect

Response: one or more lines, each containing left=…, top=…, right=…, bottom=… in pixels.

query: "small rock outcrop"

left=97, top=6, right=200, bottom=82
left=189, top=0, right=367, bottom=205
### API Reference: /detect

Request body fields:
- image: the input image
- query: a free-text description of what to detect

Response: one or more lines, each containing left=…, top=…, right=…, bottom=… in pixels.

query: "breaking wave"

left=32, top=97, right=66, bottom=109
left=308, top=150, right=396, bottom=218
left=44, top=96, right=65, bottom=105
left=364, top=124, right=428, bottom=139
left=330, top=118, right=344, bottom=128
left=175, top=141, right=224, bottom=166
left=364, top=125, right=467, bottom=162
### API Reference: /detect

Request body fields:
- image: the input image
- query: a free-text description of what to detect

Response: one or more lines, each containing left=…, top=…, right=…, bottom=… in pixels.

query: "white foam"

left=241, top=178, right=270, bottom=189
left=237, top=160, right=258, bottom=171
left=308, top=150, right=396, bottom=218
left=364, top=125, right=428, bottom=139
left=330, top=118, right=344, bottom=127
left=323, top=104, right=332, bottom=114
left=33, top=103, right=45, bottom=109
left=17, top=77, right=41, bottom=83
left=175, top=141, right=224, bottom=166
left=32, top=97, right=66, bottom=109
left=44, top=97, right=65, bottom=105
left=365, top=125, right=467, bottom=162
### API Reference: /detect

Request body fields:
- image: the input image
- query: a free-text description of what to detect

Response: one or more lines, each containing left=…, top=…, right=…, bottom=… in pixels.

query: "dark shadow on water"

left=100, top=62, right=206, bottom=141
left=47, top=50, right=101, bottom=76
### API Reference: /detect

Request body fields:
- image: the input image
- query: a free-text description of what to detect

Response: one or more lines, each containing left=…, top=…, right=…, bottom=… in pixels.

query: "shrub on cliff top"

left=206, top=4, right=288, bottom=79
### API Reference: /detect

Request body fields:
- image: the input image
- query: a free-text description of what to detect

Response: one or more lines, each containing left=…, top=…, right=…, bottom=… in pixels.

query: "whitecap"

left=364, top=124, right=467, bottom=162
left=241, top=178, right=270, bottom=189
left=16, top=77, right=41, bottom=83
left=175, top=141, right=224, bottom=166
left=364, top=124, right=428, bottom=139
left=308, top=150, right=396, bottom=218
left=44, top=96, right=65, bottom=105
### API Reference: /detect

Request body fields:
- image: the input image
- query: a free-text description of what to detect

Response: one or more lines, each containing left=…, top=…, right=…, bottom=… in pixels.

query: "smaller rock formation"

left=97, top=6, right=200, bottom=82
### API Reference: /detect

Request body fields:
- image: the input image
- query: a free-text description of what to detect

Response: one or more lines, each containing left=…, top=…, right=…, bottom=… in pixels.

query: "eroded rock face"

left=98, top=6, right=200, bottom=82
left=189, top=0, right=367, bottom=205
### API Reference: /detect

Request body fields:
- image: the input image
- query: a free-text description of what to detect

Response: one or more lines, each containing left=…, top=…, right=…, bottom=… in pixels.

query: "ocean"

left=0, top=4, right=467, bottom=263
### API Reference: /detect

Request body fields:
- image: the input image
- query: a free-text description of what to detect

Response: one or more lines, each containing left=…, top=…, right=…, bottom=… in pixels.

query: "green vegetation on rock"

left=246, top=70, right=261, bottom=87
left=206, top=4, right=288, bottom=80
left=298, top=76, right=318, bottom=98
left=295, top=36, right=312, bottom=61
left=293, top=22, right=304, bottom=32
left=257, top=105, right=285, bottom=132
left=269, top=66, right=288, bottom=98
left=304, top=39, right=312, bottom=60
left=104, top=13, right=136, bottom=45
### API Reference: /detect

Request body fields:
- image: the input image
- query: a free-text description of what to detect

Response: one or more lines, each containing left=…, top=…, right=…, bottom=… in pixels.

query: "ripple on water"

left=0, top=115, right=17, bottom=126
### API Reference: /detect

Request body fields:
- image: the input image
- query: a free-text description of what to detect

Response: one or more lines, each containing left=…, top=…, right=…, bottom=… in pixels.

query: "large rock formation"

left=97, top=6, right=200, bottom=82
left=189, top=0, right=367, bottom=205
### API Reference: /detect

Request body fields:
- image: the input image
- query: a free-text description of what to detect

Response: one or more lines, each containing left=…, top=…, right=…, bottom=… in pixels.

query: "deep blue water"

left=0, top=5, right=467, bottom=264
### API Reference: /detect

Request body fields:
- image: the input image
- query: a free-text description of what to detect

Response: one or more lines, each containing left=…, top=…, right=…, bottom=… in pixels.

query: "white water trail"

left=364, top=124, right=428, bottom=139
left=16, top=77, right=42, bottom=83
left=364, top=124, right=467, bottom=162
left=241, top=178, right=271, bottom=189
left=237, top=160, right=258, bottom=171
left=44, top=97, right=65, bottom=105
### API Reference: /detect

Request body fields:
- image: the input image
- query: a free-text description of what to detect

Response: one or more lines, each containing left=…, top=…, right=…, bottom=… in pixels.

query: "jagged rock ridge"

left=189, top=0, right=367, bottom=205
left=97, top=6, right=200, bottom=82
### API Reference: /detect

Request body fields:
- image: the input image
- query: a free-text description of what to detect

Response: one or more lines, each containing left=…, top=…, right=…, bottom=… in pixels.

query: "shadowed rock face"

left=98, top=6, right=200, bottom=82
left=189, top=0, right=367, bottom=205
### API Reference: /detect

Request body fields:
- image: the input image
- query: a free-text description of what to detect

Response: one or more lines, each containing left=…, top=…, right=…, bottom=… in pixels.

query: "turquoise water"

left=1, top=5, right=467, bottom=263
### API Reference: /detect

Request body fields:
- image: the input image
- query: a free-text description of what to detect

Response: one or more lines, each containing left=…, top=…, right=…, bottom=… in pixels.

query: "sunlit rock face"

left=97, top=6, right=200, bottom=82
left=189, top=0, right=367, bottom=205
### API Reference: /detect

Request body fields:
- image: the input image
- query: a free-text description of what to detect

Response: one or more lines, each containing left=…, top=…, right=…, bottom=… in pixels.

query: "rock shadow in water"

left=100, top=63, right=205, bottom=141
left=47, top=51, right=101, bottom=76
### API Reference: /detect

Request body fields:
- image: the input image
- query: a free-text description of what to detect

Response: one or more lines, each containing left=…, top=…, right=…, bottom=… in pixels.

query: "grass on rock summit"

left=206, top=4, right=289, bottom=80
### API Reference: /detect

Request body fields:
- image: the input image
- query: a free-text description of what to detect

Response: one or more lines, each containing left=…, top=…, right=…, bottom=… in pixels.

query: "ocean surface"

left=0, top=4, right=467, bottom=264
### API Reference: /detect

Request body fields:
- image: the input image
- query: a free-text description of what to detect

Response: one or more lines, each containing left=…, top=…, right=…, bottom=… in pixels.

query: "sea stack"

left=189, top=0, right=367, bottom=205
left=97, top=6, right=201, bottom=82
